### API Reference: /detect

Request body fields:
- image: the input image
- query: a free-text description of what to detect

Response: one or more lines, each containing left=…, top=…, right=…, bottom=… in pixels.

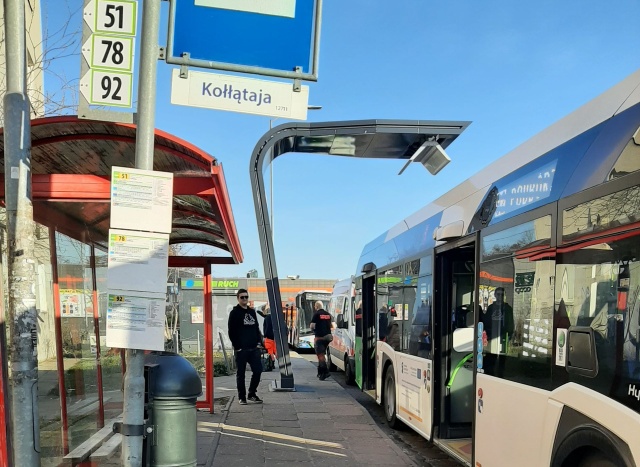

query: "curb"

left=204, top=395, right=234, bottom=467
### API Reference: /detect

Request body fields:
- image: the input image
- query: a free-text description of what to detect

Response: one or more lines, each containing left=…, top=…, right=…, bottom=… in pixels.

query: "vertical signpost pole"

left=121, top=0, right=160, bottom=465
left=2, top=0, right=39, bottom=465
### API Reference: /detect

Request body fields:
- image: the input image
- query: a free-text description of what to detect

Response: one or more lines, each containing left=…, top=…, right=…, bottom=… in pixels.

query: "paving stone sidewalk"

left=197, top=353, right=417, bottom=467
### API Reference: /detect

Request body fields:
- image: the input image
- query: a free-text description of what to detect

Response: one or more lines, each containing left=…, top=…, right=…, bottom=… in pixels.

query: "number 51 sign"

left=80, top=0, right=137, bottom=108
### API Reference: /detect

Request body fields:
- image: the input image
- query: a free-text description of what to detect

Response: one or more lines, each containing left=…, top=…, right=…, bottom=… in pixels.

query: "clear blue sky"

left=44, top=1, right=640, bottom=281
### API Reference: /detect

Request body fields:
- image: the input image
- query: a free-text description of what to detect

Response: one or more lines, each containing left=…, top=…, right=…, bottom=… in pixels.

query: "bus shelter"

left=0, top=116, right=242, bottom=464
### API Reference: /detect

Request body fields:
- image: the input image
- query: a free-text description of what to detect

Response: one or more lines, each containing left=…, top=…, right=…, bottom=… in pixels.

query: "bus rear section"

left=327, top=277, right=356, bottom=385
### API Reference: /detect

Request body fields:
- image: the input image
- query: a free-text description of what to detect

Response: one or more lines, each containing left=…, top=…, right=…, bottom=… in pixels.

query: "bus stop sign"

left=166, top=0, right=321, bottom=81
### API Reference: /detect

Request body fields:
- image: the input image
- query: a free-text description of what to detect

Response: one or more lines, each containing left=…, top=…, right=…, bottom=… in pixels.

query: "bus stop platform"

left=197, top=352, right=417, bottom=467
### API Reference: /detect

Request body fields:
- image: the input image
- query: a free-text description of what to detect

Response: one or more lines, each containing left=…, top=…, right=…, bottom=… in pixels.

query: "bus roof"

left=357, top=69, right=640, bottom=273
left=332, top=277, right=353, bottom=297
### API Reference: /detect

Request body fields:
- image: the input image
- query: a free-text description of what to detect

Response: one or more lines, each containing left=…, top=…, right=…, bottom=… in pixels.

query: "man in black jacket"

left=228, top=289, right=263, bottom=405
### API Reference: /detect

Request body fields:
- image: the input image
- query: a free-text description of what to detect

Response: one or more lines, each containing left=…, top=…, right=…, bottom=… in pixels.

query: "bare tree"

left=0, top=0, right=82, bottom=126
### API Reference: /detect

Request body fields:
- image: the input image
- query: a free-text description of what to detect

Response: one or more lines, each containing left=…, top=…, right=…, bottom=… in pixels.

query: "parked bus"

left=286, top=290, right=331, bottom=349
left=352, top=70, right=640, bottom=467
left=327, top=277, right=357, bottom=384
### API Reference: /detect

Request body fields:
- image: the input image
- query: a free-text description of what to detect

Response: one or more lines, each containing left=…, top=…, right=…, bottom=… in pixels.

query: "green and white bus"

left=353, top=70, right=640, bottom=466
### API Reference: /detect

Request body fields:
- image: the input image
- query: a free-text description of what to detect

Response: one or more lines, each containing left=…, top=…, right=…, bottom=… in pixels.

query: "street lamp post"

left=268, top=105, right=322, bottom=241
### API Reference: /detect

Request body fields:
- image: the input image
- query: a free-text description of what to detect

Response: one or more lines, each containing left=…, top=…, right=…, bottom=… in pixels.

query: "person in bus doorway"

left=482, top=287, right=514, bottom=356
left=310, top=300, right=334, bottom=380
left=228, top=289, right=264, bottom=405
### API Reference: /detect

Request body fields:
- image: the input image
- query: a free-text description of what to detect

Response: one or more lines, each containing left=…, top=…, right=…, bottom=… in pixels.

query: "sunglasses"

left=239, top=295, right=249, bottom=299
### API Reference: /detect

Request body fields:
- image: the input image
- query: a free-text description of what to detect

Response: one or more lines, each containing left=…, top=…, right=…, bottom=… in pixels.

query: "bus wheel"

left=384, top=368, right=398, bottom=428
left=553, top=428, right=626, bottom=467
left=577, top=451, right=620, bottom=467
left=345, top=357, right=355, bottom=386
left=327, top=349, right=337, bottom=371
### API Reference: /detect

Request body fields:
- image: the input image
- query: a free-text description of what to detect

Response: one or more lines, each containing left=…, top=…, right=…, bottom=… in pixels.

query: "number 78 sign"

left=80, top=0, right=137, bottom=108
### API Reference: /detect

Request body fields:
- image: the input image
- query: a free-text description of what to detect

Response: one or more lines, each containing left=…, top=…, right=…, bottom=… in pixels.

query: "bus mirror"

left=566, top=326, right=599, bottom=377
left=336, top=314, right=346, bottom=329
left=452, top=327, right=474, bottom=353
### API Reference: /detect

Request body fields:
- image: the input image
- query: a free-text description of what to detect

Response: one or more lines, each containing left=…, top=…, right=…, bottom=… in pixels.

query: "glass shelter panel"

left=95, top=248, right=123, bottom=421
left=55, top=232, right=99, bottom=451
left=179, top=275, right=207, bottom=402
left=34, top=224, right=62, bottom=465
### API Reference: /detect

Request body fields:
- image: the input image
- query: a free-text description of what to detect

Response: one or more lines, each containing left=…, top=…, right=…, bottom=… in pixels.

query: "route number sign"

left=90, top=34, right=134, bottom=71
left=80, top=0, right=137, bottom=108
left=95, top=0, right=137, bottom=34
left=88, top=70, right=133, bottom=107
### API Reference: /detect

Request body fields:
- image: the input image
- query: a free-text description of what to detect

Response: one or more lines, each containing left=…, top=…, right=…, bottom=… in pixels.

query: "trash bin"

left=144, top=352, right=202, bottom=467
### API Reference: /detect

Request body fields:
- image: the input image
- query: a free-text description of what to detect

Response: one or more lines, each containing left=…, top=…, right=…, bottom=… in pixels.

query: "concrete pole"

left=2, top=0, right=39, bottom=465
left=121, top=1, right=160, bottom=465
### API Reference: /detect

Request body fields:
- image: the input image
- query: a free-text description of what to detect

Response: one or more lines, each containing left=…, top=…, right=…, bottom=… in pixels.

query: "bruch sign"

left=166, top=0, right=321, bottom=81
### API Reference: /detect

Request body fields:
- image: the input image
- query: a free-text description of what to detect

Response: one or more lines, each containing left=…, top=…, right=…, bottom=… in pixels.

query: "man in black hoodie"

left=228, top=289, right=263, bottom=405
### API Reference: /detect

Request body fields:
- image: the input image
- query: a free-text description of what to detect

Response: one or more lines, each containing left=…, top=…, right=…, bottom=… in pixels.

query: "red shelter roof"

left=0, top=116, right=243, bottom=263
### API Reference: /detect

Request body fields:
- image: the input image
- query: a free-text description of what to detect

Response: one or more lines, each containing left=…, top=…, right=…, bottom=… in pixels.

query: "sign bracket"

left=180, top=52, right=190, bottom=79
left=293, top=66, right=302, bottom=92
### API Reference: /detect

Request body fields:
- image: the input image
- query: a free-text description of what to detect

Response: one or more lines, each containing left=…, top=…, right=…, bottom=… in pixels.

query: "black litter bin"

left=144, top=352, right=202, bottom=467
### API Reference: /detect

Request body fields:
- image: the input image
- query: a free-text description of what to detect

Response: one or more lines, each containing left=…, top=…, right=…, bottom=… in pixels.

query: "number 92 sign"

left=88, top=70, right=133, bottom=107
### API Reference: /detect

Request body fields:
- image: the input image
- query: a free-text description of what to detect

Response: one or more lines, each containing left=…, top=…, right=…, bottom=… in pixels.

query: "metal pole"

left=3, top=0, right=39, bottom=465
left=121, top=0, right=160, bottom=465
left=268, top=119, right=276, bottom=243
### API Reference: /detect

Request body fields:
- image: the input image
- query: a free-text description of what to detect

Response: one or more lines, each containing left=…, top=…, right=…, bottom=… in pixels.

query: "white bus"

left=352, top=70, right=640, bottom=466
left=286, top=290, right=331, bottom=349
left=327, top=277, right=357, bottom=384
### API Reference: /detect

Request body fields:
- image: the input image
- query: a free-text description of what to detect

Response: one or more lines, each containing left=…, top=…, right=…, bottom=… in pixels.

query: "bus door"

left=434, top=241, right=476, bottom=446
left=355, top=273, right=377, bottom=392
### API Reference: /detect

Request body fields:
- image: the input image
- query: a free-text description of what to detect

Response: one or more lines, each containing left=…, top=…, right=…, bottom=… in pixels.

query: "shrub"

left=213, top=361, right=230, bottom=377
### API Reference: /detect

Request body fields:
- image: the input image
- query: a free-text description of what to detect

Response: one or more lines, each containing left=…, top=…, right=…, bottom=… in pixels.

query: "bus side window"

left=409, top=275, right=432, bottom=359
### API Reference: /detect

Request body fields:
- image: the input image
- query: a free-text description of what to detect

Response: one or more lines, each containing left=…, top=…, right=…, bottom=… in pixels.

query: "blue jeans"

left=235, top=348, right=262, bottom=399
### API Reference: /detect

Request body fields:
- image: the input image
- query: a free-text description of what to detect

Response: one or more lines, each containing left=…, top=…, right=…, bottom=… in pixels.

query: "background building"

left=176, top=276, right=336, bottom=352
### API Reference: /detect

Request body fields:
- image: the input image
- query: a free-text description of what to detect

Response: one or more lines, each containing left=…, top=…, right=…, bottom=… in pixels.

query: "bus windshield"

left=297, top=292, right=331, bottom=335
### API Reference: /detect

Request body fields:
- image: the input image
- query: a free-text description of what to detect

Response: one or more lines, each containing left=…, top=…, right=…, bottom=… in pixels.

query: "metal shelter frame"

left=250, top=119, right=470, bottom=390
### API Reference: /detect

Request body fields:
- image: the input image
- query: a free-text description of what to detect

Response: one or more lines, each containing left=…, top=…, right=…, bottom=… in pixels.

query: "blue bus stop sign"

left=166, top=0, right=321, bottom=81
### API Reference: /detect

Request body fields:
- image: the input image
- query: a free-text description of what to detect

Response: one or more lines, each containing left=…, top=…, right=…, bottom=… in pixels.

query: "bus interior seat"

left=449, top=327, right=474, bottom=428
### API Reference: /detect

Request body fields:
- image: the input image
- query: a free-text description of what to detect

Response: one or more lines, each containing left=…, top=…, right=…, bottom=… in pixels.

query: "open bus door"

left=434, top=239, right=477, bottom=463
left=354, top=272, right=377, bottom=392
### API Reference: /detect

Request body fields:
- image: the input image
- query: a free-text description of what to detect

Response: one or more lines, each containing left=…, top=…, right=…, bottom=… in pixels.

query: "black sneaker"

left=238, top=398, right=247, bottom=405
left=319, top=373, right=329, bottom=381
left=247, top=395, right=263, bottom=404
